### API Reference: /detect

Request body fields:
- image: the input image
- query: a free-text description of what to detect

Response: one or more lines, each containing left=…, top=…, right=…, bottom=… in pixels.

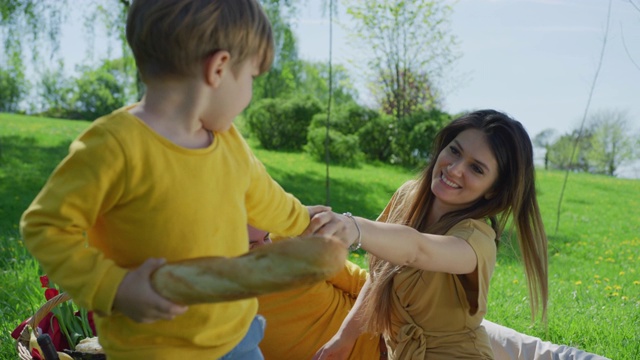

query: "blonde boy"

left=20, top=1, right=335, bottom=358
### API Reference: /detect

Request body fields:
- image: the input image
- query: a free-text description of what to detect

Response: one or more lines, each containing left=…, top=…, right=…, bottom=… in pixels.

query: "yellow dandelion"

left=605, top=286, right=612, bottom=291
left=594, top=275, right=600, bottom=279
left=619, top=271, right=625, bottom=276
left=622, top=296, right=629, bottom=301
left=604, top=278, right=610, bottom=282
left=633, top=281, right=640, bottom=285
left=595, top=280, right=602, bottom=284
left=614, top=285, right=622, bottom=290
left=512, top=279, right=519, bottom=284
left=594, top=261, right=600, bottom=264
left=605, top=258, right=615, bottom=263
left=352, top=253, right=360, bottom=258
left=575, top=281, right=582, bottom=285
left=612, top=292, right=619, bottom=297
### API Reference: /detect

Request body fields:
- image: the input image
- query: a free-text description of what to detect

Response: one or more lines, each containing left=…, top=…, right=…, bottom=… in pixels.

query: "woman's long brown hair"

left=362, top=110, right=548, bottom=335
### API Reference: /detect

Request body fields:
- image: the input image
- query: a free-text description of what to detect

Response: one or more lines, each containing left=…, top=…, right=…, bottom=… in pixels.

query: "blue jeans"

left=219, top=315, right=266, bottom=360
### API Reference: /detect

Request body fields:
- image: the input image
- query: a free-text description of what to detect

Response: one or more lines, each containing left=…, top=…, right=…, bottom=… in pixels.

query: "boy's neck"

left=129, top=79, right=213, bottom=149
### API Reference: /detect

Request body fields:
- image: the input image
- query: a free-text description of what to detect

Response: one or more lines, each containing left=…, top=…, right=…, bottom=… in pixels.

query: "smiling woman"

left=307, top=109, right=548, bottom=360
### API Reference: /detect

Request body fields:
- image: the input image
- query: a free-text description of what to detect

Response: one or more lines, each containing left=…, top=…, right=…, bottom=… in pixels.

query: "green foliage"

left=246, top=95, right=322, bottom=150
left=309, top=102, right=393, bottom=163
left=297, top=61, right=359, bottom=107
left=545, top=109, right=639, bottom=177
left=583, top=109, right=636, bottom=176
left=358, top=114, right=394, bottom=162
left=66, top=58, right=132, bottom=120
left=391, top=108, right=452, bottom=168
left=305, top=127, right=364, bottom=168
left=37, top=60, right=73, bottom=118
left=252, top=0, right=301, bottom=102
left=0, top=51, right=28, bottom=112
left=343, top=0, right=458, bottom=119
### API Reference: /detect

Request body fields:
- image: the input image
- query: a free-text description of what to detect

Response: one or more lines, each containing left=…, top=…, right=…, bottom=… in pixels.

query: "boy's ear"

left=204, top=50, right=231, bottom=87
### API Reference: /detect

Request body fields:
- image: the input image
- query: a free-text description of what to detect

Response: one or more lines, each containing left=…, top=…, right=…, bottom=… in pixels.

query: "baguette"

left=151, top=235, right=348, bottom=305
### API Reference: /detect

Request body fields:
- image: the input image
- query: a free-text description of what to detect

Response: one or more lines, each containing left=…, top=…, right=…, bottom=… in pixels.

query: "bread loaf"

left=151, top=235, right=348, bottom=305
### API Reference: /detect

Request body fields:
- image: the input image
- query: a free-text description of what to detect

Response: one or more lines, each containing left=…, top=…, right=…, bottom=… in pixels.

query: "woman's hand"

left=304, top=210, right=358, bottom=249
left=113, top=258, right=188, bottom=323
left=312, top=334, right=357, bottom=360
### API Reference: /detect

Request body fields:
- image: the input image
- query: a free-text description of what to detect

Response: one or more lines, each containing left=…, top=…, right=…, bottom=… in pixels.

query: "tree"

left=67, top=58, right=132, bottom=120
left=584, top=109, right=637, bottom=176
left=546, top=131, right=593, bottom=173
left=342, top=0, right=459, bottom=119
left=298, top=61, right=358, bottom=107
left=252, top=0, right=303, bottom=101
left=0, top=0, right=135, bottom=113
left=533, top=128, right=558, bottom=170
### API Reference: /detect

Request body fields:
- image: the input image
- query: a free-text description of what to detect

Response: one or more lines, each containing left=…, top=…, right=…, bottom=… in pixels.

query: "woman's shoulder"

left=448, top=218, right=496, bottom=241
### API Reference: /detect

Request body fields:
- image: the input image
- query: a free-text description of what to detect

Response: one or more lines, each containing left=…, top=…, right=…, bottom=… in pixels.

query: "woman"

left=309, top=109, right=548, bottom=359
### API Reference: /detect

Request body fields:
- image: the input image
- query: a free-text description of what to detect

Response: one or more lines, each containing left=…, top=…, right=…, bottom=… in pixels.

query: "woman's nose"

left=448, top=160, right=463, bottom=176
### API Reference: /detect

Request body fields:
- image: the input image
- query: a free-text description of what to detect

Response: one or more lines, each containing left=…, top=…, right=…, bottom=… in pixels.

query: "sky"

left=53, top=0, right=640, bottom=177
left=288, top=0, right=640, bottom=177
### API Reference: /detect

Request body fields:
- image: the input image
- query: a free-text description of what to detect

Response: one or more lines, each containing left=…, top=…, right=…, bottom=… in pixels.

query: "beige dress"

left=379, top=182, right=497, bottom=359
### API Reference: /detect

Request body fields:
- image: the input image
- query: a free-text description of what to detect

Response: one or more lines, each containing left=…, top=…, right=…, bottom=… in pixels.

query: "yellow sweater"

left=21, top=107, right=309, bottom=359
left=258, top=260, right=381, bottom=359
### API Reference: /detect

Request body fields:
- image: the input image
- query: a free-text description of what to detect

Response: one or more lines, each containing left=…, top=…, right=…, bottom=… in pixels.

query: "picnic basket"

left=15, top=292, right=105, bottom=360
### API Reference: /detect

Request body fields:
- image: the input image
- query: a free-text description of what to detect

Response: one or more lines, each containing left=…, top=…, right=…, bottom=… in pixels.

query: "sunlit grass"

left=1, top=113, right=638, bottom=359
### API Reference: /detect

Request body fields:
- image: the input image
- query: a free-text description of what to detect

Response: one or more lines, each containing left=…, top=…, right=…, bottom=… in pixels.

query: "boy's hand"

left=312, top=334, right=357, bottom=360
left=113, top=258, right=188, bottom=323
left=305, top=210, right=357, bottom=248
left=302, top=205, right=332, bottom=236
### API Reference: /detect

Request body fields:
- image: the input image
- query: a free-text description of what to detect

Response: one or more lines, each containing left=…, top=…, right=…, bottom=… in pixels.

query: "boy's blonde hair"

left=126, top=0, right=274, bottom=80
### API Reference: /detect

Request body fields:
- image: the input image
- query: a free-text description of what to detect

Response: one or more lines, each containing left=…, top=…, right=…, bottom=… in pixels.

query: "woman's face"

left=431, top=128, right=499, bottom=214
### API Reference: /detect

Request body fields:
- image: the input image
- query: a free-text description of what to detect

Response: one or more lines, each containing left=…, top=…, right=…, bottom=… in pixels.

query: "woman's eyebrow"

left=453, top=139, right=491, bottom=172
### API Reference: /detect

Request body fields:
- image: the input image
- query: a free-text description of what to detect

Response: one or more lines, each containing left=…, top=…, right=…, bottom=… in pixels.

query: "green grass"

left=1, top=113, right=639, bottom=359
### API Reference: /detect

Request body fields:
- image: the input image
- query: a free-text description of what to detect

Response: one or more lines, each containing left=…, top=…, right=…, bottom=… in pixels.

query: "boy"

left=21, top=1, right=343, bottom=359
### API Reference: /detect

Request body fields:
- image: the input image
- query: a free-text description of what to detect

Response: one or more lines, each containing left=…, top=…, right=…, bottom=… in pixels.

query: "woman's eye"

left=471, top=164, right=484, bottom=174
left=449, top=146, right=460, bottom=155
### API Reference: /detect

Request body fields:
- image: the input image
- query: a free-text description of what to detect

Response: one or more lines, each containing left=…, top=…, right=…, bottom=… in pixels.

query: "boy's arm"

left=22, top=127, right=186, bottom=321
left=21, top=127, right=127, bottom=314
left=327, top=260, right=368, bottom=298
left=313, top=276, right=373, bottom=360
left=244, top=148, right=309, bottom=237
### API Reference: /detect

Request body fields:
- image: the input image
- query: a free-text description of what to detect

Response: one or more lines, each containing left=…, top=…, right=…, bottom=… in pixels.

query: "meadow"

left=1, top=113, right=638, bottom=359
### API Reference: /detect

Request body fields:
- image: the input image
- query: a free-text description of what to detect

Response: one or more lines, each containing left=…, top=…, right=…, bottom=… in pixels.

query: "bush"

left=358, top=114, right=394, bottom=162
left=246, top=95, right=322, bottom=151
left=391, top=109, right=452, bottom=168
left=310, top=102, right=393, bottom=162
left=305, top=127, right=363, bottom=168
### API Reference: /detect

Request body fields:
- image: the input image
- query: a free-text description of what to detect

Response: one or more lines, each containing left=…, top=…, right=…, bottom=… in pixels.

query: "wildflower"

left=634, top=281, right=640, bottom=285
left=512, top=279, right=519, bottom=284
left=575, top=281, right=582, bottom=285
left=605, top=286, right=612, bottom=291
left=619, top=271, right=625, bottom=276
left=594, top=275, right=600, bottom=279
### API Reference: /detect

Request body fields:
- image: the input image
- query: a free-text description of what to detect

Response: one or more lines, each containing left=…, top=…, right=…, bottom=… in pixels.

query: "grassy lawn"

left=1, top=113, right=638, bottom=359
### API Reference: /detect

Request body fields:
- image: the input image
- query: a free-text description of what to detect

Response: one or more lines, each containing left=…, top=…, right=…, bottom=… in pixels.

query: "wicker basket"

left=16, top=292, right=72, bottom=359
left=14, top=292, right=106, bottom=360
